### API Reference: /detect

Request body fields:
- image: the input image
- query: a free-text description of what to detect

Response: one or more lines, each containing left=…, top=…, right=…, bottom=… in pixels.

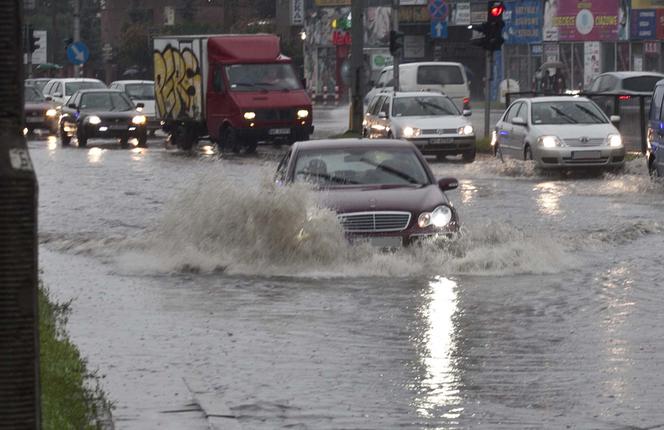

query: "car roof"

left=598, top=71, right=664, bottom=79
left=47, top=78, right=105, bottom=84
left=514, top=96, right=593, bottom=104
left=292, top=139, right=416, bottom=152
left=382, top=61, right=464, bottom=71
left=110, top=80, right=154, bottom=85
left=74, top=89, right=125, bottom=94
left=391, top=91, right=449, bottom=98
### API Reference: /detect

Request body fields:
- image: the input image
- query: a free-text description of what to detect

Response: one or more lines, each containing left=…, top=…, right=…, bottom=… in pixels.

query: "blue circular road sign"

left=66, top=41, right=90, bottom=65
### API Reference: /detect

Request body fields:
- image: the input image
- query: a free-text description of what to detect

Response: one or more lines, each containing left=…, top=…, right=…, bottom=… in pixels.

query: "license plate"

left=572, top=151, right=601, bottom=159
left=109, top=125, right=126, bottom=130
left=268, top=128, right=291, bottom=135
left=26, top=117, right=42, bottom=123
left=430, top=137, right=454, bottom=144
left=369, top=236, right=402, bottom=248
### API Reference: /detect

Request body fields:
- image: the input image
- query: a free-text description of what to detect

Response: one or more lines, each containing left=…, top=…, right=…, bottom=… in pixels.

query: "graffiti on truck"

left=154, top=45, right=202, bottom=119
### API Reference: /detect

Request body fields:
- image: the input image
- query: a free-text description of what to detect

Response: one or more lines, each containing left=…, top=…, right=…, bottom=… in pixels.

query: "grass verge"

left=476, top=136, right=493, bottom=154
left=40, top=286, right=113, bottom=429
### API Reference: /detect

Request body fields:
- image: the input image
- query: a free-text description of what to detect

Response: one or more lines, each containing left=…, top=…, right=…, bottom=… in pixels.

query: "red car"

left=275, top=139, right=460, bottom=247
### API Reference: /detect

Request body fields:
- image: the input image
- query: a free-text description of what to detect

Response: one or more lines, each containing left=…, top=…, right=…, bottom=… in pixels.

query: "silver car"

left=363, top=92, right=476, bottom=162
left=493, top=96, right=625, bottom=169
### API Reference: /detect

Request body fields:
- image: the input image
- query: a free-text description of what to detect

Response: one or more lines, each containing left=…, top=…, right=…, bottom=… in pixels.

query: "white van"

left=364, top=62, right=470, bottom=111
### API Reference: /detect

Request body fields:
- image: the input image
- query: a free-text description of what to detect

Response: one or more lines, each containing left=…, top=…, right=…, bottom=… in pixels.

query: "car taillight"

left=618, top=95, right=631, bottom=101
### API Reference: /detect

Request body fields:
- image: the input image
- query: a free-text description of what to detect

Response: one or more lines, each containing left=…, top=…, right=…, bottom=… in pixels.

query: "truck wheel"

left=219, top=126, right=240, bottom=154
left=173, top=125, right=194, bottom=150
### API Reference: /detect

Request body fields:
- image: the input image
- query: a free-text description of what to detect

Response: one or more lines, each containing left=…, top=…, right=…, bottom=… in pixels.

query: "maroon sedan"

left=275, top=139, right=460, bottom=247
left=24, top=85, right=58, bottom=135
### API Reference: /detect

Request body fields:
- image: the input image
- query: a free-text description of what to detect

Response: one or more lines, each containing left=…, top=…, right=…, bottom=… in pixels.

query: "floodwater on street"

left=30, top=130, right=664, bottom=429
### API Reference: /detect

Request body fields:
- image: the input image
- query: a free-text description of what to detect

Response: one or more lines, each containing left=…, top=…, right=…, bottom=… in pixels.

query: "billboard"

left=543, top=0, right=626, bottom=41
left=633, top=0, right=664, bottom=8
left=503, top=0, right=542, bottom=45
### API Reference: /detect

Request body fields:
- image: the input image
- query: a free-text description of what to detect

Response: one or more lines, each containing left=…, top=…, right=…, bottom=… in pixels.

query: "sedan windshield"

left=65, top=81, right=106, bottom=96
left=392, top=96, right=459, bottom=117
left=24, top=86, right=44, bottom=102
left=79, top=92, right=135, bottom=112
left=125, top=83, right=155, bottom=100
left=226, top=64, right=301, bottom=92
left=531, top=101, right=607, bottom=125
left=294, top=148, right=429, bottom=186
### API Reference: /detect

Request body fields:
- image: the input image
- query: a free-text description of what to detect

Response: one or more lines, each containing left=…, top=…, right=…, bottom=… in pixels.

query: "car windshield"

left=622, top=76, right=663, bottom=92
left=79, top=92, right=135, bottom=112
left=26, top=79, right=49, bottom=92
left=226, top=64, right=301, bottom=92
left=65, top=81, right=106, bottom=96
left=125, top=83, right=155, bottom=100
left=392, top=96, right=459, bottom=117
left=293, top=147, right=429, bottom=186
left=24, top=86, right=44, bottom=102
left=531, top=101, right=607, bottom=125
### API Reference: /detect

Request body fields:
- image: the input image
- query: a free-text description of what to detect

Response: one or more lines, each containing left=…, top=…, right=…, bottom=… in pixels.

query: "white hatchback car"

left=42, top=78, right=106, bottom=106
left=110, top=80, right=159, bottom=134
left=493, top=96, right=625, bottom=169
left=364, top=91, right=476, bottom=162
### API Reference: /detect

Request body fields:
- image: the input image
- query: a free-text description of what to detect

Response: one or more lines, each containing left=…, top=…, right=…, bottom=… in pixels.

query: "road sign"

left=428, top=0, right=448, bottom=19
left=431, top=19, right=448, bottom=39
left=66, top=41, right=89, bottom=65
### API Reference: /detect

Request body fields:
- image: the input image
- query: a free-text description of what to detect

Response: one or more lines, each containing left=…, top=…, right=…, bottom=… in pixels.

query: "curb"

left=183, top=377, right=242, bottom=430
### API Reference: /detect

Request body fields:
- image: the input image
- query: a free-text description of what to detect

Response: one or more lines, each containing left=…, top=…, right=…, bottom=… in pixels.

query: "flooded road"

left=31, top=133, right=664, bottom=429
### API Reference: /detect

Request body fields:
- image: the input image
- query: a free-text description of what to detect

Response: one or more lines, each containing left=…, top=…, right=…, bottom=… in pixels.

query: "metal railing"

left=504, top=91, right=652, bottom=154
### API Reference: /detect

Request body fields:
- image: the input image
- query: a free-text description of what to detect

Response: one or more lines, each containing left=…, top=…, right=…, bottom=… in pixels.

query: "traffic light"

left=470, top=1, right=505, bottom=52
left=389, top=30, right=404, bottom=56
left=28, top=28, right=40, bottom=53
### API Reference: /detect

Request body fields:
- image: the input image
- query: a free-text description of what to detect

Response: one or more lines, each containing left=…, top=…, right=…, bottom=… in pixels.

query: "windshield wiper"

left=549, top=106, right=578, bottom=123
left=413, top=98, right=453, bottom=116
left=574, top=103, right=605, bottom=124
left=297, top=171, right=359, bottom=185
left=359, top=157, right=423, bottom=185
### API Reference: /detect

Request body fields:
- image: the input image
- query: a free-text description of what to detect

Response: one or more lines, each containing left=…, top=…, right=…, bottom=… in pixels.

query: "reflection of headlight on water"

left=418, top=205, right=452, bottom=228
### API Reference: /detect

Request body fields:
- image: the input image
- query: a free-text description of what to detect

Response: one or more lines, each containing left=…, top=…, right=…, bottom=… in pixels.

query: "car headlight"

left=87, top=115, right=101, bottom=125
left=45, top=108, right=57, bottom=117
left=418, top=205, right=453, bottom=229
left=607, top=134, right=622, bottom=147
left=132, top=115, right=146, bottom=125
left=297, top=109, right=309, bottom=119
left=538, top=135, right=562, bottom=148
left=402, top=126, right=421, bottom=138
left=244, top=111, right=256, bottom=120
left=457, top=125, right=474, bottom=136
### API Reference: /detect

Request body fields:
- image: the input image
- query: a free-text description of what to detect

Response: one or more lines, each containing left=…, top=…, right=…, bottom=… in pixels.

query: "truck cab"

left=154, top=34, right=313, bottom=153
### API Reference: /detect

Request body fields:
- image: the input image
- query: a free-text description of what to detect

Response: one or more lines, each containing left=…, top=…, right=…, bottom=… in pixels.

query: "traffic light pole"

left=484, top=50, right=491, bottom=138
left=349, top=0, right=365, bottom=133
left=25, top=25, right=33, bottom=79
left=392, top=0, right=400, bottom=91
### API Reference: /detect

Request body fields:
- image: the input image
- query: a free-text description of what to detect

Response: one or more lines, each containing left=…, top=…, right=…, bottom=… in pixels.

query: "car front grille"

left=338, top=211, right=411, bottom=233
left=563, top=138, right=605, bottom=147
left=421, top=128, right=457, bottom=135
left=255, top=109, right=294, bottom=121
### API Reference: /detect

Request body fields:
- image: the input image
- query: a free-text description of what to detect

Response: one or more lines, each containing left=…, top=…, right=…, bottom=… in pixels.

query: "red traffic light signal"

left=490, top=4, right=504, bottom=18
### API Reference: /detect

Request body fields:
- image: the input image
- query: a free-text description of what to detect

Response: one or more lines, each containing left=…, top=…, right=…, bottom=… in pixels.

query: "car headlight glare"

left=418, top=205, right=452, bottom=229
left=458, top=125, right=474, bottom=136
left=538, top=135, right=561, bottom=148
left=87, top=115, right=101, bottom=125
left=297, top=109, right=309, bottom=119
left=608, top=134, right=622, bottom=147
left=402, top=126, right=421, bottom=138
left=244, top=111, right=256, bottom=120
left=132, top=115, right=146, bottom=125
left=45, top=108, right=58, bottom=117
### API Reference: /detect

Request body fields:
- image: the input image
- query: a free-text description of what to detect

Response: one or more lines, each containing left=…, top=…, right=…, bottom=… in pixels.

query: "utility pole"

left=73, top=0, right=81, bottom=76
left=0, top=0, right=41, bottom=429
left=349, top=0, right=365, bottom=133
left=485, top=50, right=491, bottom=138
left=392, top=0, right=400, bottom=91
left=25, top=24, right=33, bottom=79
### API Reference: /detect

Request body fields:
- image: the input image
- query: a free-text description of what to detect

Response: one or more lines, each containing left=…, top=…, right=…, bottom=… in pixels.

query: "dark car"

left=24, top=85, right=58, bottom=135
left=59, top=89, right=148, bottom=148
left=647, top=79, right=664, bottom=176
left=275, top=139, right=460, bottom=247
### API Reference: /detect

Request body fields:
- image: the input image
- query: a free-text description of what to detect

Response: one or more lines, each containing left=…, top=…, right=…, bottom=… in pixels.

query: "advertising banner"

left=658, top=9, right=664, bottom=38
left=633, top=0, right=664, bottom=9
left=543, top=0, right=625, bottom=41
left=503, top=0, right=542, bottom=44
left=631, top=9, right=657, bottom=39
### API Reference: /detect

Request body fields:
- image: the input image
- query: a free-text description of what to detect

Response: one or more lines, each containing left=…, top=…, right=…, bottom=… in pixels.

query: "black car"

left=59, top=89, right=148, bottom=148
left=24, top=85, right=58, bottom=135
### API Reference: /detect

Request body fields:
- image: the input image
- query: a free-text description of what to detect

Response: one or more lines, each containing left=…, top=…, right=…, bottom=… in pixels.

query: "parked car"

left=275, top=139, right=460, bottom=247
left=364, top=62, right=471, bottom=111
left=42, top=78, right=106, bottom=106
left=25, top=77, right=52, bottom=94
left=24, top=85, right=58, bottom=135
left=493, top=96, right=625, bottom=170
left=109, top=80, right=159, bottom=135
left=587, top=71, right=664, bottom=114
left=646, top=79, right=664, bottom=177
left=363, top=91, right=475, bottom=162
left=59, top=89, right=147, bottom=148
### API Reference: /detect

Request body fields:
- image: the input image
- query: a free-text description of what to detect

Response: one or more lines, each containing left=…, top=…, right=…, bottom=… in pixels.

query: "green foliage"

left=475, top=136, right=493, bottom=154
left=117, top=23, right=151, bottom=73
left=40, top=286, right=112, bottom=430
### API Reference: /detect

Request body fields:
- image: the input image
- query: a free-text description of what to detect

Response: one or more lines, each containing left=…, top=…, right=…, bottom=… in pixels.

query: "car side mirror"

left=462, top=109, right=472, bottom=117
left=136, top=102, right=145, bottom=109
left=610, top=115, right=621, bottom=125
left=67, top=103, right=77, bottom=110
left=438, top=177, right=458, bottom=191
left=512, top=116, right=527, bottom=126
left=45, top=95, right=53, bottom=101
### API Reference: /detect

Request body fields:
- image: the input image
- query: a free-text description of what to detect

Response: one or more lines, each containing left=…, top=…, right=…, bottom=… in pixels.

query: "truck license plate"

left=268, top=128, right=291, bottom=135
left=572, top=151, right=601, bottom=159
left=430, top=137, right=454, bottom=144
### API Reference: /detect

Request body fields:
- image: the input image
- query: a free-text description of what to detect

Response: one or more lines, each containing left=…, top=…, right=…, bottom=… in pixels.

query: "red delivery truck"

left=153, top=34, right=313, bottom=152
